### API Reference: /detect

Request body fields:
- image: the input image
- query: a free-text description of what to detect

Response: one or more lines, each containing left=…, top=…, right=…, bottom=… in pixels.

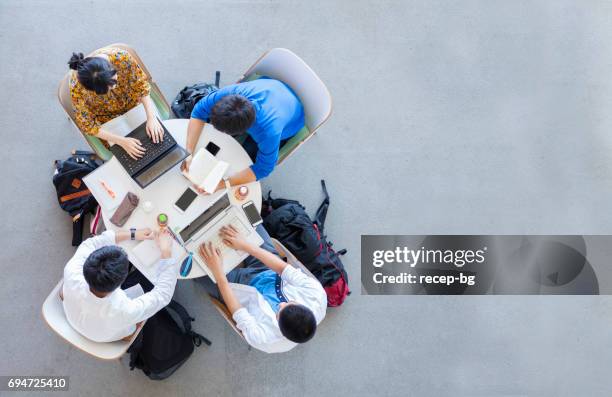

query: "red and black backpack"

left=262, top=180, right=350, bottom=306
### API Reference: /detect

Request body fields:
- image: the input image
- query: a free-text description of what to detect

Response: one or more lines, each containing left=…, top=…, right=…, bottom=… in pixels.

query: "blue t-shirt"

left=191, top=78, right=305, bottom=180
left=249, top=270, right=282, bottom=313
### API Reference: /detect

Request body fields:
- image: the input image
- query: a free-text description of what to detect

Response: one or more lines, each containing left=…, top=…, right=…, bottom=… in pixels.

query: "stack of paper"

left=182, top=148, right=229, bottom=193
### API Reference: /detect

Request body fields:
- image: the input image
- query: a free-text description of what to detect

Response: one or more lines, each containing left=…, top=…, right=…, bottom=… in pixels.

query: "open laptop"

left=110, top=119, right=188, bottom=188
left=178, top=193, right=264, bottom=282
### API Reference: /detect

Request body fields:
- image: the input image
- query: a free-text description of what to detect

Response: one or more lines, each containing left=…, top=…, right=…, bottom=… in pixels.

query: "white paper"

left=132, top=238, right=185, bottom=269
left=182, top=148, right=229, bottom=193
left=83, top=159, right=131, bottom=211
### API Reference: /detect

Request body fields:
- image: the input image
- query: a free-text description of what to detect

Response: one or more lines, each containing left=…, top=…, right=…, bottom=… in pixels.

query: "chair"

left=42, top=280, right=140, bottom=360
left=206, top=238, right=317, bottom=343
left=57, top=43, right=173, bottom=161
left=238, top=48, right=332, bottom=164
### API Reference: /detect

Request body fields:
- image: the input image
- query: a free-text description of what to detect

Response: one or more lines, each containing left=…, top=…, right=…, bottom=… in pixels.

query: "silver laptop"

left=178, top=193, right=263, bottom=282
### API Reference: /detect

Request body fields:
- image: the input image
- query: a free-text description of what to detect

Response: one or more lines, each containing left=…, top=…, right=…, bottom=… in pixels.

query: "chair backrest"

left=57, top=43, right=170, bottom=160
left=42, top=280, right=138, bottom=360
left=208, top=238, right=318, bottom=340
left=241, top=48, right=332, bottom=134
left=208, top=295, right=245, bottom=340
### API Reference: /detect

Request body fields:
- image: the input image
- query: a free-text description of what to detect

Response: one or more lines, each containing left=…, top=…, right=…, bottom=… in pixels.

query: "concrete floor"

left=2, top=0, right=612, bottom=396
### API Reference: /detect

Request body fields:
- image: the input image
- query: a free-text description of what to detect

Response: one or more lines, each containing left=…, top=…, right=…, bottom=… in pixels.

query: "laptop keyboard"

left=114, top=134, right=176, bottom=175
left=110, top=121, right=177, bottom=176
left=204, top=215, right=251, bottom=257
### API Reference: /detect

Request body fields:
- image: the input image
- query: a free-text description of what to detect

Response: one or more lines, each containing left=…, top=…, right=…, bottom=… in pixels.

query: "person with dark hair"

left=198, top=225, right=326, bottom=353
left=182, top=78, right=305, bottom=190
left=68, top=48, right=164, bottom=159
left=61, top=228, right=179, bottom=342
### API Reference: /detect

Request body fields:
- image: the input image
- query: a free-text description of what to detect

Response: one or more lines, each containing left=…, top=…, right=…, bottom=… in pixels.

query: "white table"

left=89, top=119, right=262, bottom=281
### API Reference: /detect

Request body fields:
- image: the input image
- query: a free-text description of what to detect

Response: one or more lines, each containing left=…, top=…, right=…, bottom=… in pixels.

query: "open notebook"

left=182, top=148, right=229, bottom=193
left=132, top=238, right=187, bottom=281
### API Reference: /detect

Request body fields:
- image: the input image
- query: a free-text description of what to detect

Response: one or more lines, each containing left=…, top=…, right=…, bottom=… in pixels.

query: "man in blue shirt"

left=182, top=78, right=305, bottom=191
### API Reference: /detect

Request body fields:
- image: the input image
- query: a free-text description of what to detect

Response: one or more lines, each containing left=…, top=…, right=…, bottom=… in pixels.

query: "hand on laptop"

left=199, top=242, right=223, bottom=278
left=220, top=225, right=249, bottom=252
left=146, top=117, right=164, bottom=144
left=155, top=229, right=174, bottom=259
left=120, top=136, right=146, bottom=160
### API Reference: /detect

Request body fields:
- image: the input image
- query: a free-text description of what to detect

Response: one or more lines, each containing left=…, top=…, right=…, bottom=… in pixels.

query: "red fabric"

left=324, top=276, right=349, bottom=307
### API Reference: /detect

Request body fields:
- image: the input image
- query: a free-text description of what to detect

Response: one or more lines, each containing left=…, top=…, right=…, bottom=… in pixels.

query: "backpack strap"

left=314, top=180, right=330, bottom=230
left=191, top=331, right=212, bottom=347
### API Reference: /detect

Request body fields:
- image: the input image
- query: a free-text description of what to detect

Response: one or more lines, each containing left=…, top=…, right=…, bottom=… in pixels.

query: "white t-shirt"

left=232, top=265, right=327, bottom=353
left=62, top=231, right=179, bottom=343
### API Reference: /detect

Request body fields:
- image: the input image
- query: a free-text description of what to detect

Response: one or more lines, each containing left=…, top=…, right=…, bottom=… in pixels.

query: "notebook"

left=182, top=148, right=229, bottom=193
left=132, top=237, right=186, bottom=276
left=82, top=159, right=131, bottom=211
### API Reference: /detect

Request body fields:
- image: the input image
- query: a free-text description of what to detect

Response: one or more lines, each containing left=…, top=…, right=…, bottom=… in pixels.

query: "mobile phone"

left=174, top=187, right=198, bottom=213
left=205, top=141, right=220, bottom=156
left=242, top=201, right=263, bottom=227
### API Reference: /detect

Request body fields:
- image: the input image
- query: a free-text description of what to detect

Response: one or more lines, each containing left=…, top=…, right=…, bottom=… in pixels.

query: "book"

left=182, top=148, right=229, bottom=194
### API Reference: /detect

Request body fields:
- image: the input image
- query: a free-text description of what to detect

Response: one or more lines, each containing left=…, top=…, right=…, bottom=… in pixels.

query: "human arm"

left=141, top=95, right=164, bottom=143
left=114, top=227, right=154, bottom=243
left=198, top=241, right=272, bottom=348
left=219, top=225, right=288, bottom=275
left=198, top=242, right=242, bottom=315
left=119, top=230, right=179, bottom=324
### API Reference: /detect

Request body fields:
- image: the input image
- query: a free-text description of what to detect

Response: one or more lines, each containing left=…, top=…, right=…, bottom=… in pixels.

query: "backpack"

left=262, top=180, right=350, bottom=306
left=52, top=150, right=101, bottom=246
left=128, top=300, right=211, bottom=380
left=171, top=71, right=221, bottom=118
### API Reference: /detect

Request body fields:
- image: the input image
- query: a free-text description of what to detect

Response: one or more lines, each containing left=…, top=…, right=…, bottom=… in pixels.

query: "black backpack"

left=128, top=300, right=211, bottom=380
left=52, top=150, right=101, bottom=246
left=171, top=71, right=221, bottom=118
left=262, top=180, right=350, bottom=306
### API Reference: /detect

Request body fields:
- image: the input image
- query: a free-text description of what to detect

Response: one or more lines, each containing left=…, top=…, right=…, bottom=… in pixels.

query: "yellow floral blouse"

left=70, top=48, right=150, bottom=136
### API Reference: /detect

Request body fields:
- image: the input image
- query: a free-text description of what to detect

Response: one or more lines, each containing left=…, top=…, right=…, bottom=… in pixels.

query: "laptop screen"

left=179, top=193, right=231, bottom=242
left=134, top=145, right=188, bottom=187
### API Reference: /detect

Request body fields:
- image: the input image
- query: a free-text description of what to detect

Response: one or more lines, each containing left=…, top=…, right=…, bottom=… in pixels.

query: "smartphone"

left=242, top=201, right=263, bottom=227
left=205, top=141, right=220, bottom=156
left=174, top=187, right=198, bottom=213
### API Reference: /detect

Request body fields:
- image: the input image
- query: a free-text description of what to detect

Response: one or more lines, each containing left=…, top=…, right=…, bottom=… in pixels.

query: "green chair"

left=238, top=48, right=332, bottom=164
left=57, top=43, right=172, bottom=161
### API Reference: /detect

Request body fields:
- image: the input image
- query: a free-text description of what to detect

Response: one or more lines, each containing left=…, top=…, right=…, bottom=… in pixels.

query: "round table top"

left=101, top=118, right=262, bottom=279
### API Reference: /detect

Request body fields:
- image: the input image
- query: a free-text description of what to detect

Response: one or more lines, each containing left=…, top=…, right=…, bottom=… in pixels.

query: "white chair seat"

left=42, top=280, right=135, bottom=360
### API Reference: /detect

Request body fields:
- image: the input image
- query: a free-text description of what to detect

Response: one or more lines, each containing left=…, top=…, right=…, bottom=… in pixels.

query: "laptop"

left=110, top=119, right=188, bottom=188
left=178, top=193, right=264, bottom=282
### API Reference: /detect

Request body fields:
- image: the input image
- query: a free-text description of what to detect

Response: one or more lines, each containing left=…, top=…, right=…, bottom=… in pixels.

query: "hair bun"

left=68, top=52, right=85, bottom=70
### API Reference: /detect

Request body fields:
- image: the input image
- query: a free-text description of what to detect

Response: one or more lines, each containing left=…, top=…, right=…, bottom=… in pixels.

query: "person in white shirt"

left=198, top=225, right=327, bottom=353
left=61, top=228, right=179, bottom=343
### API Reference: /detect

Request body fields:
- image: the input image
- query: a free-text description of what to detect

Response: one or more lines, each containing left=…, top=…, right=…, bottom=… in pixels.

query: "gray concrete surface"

left=1, top=0, right=612, bottom=396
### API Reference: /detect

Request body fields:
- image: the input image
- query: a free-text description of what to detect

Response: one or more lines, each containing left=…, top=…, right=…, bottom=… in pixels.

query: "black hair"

left=83, top=246, right=129, bottom=293
left=209, top=95, right=256, bottom=136
left=68, top=52, right=117, bottom=95
left=278, top=304, right=317, bottom=343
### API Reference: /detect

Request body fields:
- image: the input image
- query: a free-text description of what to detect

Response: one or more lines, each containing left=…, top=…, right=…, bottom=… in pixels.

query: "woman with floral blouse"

left=68, top=48, right=164, bottom=159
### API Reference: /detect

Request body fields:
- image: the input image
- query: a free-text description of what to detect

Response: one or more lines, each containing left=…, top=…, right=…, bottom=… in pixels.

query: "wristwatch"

left=130, top=228, right=136, bottom=241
